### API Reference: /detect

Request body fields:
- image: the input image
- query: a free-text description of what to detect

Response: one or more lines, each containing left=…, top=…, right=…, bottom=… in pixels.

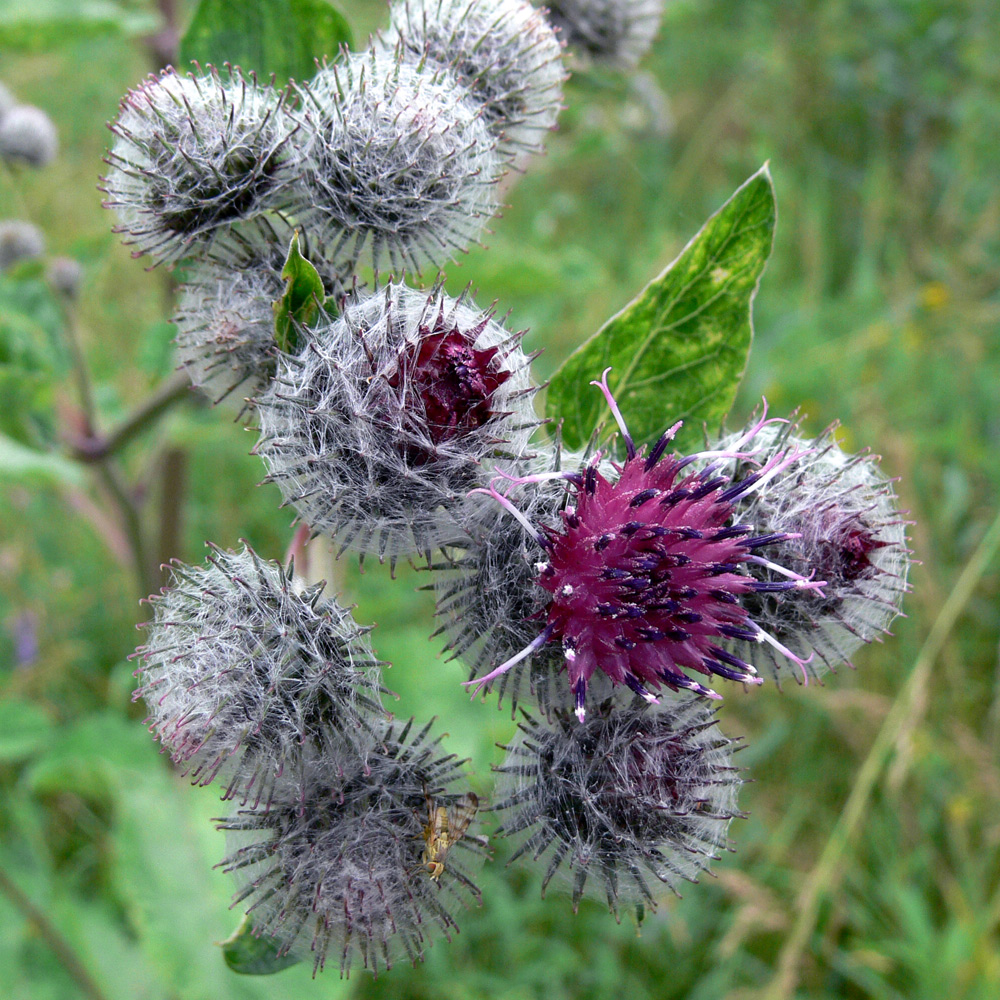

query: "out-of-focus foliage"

left=2, top=0, right=999, bottom=998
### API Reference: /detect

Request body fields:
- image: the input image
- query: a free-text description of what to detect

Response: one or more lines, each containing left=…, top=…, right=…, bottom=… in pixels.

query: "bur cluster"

left=103, top=0, right=914, bottom=972
left=547, top=0, right=667, bottom=69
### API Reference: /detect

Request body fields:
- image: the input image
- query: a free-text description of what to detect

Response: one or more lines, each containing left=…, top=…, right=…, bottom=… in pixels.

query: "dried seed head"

left=547, top=0, right=666, bottom=69
left=383, top=0, right=565, bottom=156
left=255, top=282, right=539, bottom=563
left=174, top=216, right=352, bottom=407
left=290, top=49, right=503, bottom=276
left=493, top=697, right=742, bottom=915
left=134, top=543, right=389, bottom=806
left=218, top=717, right=486, bottom=977
left=0, top=104, right=58, bottom=167
left=102, top=67, right=295, bottom=265
left=0, top=219, right=45, bottom=271
left=711, top=420, right=911, bottom=681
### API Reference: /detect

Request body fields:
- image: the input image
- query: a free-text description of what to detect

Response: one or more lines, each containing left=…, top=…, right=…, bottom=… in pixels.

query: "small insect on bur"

left=421, top=788, right=481, bottom=880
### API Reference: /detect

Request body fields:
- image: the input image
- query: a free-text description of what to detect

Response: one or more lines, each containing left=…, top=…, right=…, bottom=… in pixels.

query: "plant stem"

left=0, top=867, right=111, bottom=1000
left=72, top=372, right=191, bottom=464
left=95, top=461, right=156, bottom=600
left=762, top=504, right=1000, bottom=1000
left=157, top=446, right=187, bottom=581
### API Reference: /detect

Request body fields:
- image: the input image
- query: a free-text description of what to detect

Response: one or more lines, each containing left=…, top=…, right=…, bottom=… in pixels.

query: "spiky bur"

left=0, top=104, right=58, bottom=167
left=0, top=220, right=45, bottom=271
left=709, top=420, right=911, bottom=681
left=101, top=67, right=295, bottom=266
left=133, top=543, right=389, bottom=807
left=432, top=444, right=587, bottom=717
left=546, top=0, right=666, bottom=69
left=463, top=370, right=826, bottom=721
left=255, top=282, right=539, bottom=564
left=218, top=717, right=486, bottom=977
left=493, top=697, right=742, bottom=915
left=382, top=0, right=565, bottom=157
left=290, top=49, right=503, bottom=276
left=174, top=216, right=353, bottom=407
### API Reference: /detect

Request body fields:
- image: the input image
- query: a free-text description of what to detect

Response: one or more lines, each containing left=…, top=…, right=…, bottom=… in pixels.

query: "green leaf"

left=180, top=0, right=353, bottom=86
left=0, top=434, right=82, bottom=486
left=272, top=232, right=325, bottom=354
left=221, top=916, right=302, bottom=976
left=546, top=165, right=777, bottom=455
left=0, top=700, right=54, bottom=762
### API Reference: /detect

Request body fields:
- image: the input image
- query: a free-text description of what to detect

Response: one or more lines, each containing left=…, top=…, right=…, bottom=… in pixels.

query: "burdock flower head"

left=382, top=0, right=565, bottom=156
left=464, top=370, right=825, bottom=721
left=546, top=0, right=667, bottom=69
left=102, top=66, right=294, bottom=265
left=291, top=48, right=503, bottom=276
left=255, top=281, right=539, bottom=562
left=174, top=217, right=352, bottom=407
left=493, top=697, right=742, bottom=914
left=134, top=543, right=388, bottom=805
left=709, top=419, right=911, bottom=680
left=218, top=717, right=486, bottom=977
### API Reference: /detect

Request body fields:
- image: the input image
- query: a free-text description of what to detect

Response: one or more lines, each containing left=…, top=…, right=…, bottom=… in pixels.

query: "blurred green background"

left=2, top=0, right=999, bottom=997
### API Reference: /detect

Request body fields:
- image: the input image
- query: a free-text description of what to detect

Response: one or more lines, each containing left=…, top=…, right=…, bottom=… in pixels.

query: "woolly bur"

left=709, top=419, right=911, bottom=681
left=173, top=217, right=352, bottom=406
left=382, top=0, right=566, bottom=157
left=290, top=49, right=503, bottom=275
left=546, top=0, right=667, bottom=69
left=217, top=718, right=487, bottom=976
left=101, top=67, right=295, bottom=265
left=255, top=282, right=539, bottom=562
left=133, top=543, right=389, bottom=806
left=492, top=697, right=743, bottom=914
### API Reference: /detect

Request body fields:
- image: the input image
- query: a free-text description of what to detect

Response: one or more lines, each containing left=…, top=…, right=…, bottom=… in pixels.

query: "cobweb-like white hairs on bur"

left=430, top=443, right=601, bottom=718
left=713, top=420, right=911, bottom=681
left=255, top=281, right=539, bottom=563
left=290, top=49, right=503, bottom=276
left=382, top=0, right=565, bottom=156
left=174, top=216, right=353, bottom=407
left=218, top=717, right=486, bottom=977
left=102, top=67, right=295, bottom=265
left=545, top=0, right=667, bottom=69
left=134, top=543, right=388, bottom=807
left=493, top=697, right=743, bottom=915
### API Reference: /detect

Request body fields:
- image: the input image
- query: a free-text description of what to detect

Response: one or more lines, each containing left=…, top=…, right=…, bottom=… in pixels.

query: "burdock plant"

left=72, top=0, right=913, bottom=980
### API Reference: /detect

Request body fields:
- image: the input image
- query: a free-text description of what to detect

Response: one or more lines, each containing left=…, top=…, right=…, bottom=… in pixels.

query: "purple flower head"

left=465, top=370, right=824, bottom=720
left=384, top=303, right=514, bottom=466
